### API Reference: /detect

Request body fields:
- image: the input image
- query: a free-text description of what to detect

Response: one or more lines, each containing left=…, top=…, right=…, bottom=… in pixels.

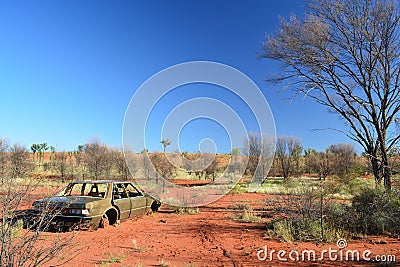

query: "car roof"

left=70, top=180, right=132, bottom=184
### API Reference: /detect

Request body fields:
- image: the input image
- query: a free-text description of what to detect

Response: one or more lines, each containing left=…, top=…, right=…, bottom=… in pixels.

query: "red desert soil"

left=37, top=190, right=400, bottom=267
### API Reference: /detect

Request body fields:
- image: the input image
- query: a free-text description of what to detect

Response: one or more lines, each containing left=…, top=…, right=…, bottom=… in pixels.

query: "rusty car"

left=29, top=180, right=161, bottom=231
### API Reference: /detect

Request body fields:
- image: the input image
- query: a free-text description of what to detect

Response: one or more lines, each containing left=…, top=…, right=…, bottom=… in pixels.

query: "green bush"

left=265, top=186, right=400, bottom=243
left=266, top=217, right=342, bottom=243
left=352, top=188, right=400, bottom=235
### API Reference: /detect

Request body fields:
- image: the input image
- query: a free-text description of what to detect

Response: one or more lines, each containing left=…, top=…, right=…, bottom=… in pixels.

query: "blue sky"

left=0, top=0, right=356, bottom=153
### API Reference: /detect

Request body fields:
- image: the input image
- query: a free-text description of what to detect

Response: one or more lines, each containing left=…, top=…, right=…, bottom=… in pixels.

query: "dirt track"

left=41, top=192, right=400, bottom=267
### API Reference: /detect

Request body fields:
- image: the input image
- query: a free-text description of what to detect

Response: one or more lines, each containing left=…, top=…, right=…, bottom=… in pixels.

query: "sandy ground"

left=36, top=192, right=400, bottom=267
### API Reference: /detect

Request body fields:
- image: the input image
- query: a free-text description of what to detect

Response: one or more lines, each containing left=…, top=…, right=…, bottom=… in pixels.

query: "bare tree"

left=328, top=143, right=357, bottom=176
left=243, top=132, right=275, bottom=183
left=9, top=144, right=32, bottom=178
left=243, top=132, right=262, bottom=176
left=0, top=176, right=73, bottom=266
left=204, top=154, right=219, bottom=182
left=275, top=136, right=303, bottom=179
left=74, top=145, right=83, bottom=167
left=150, top=152, right=176, bottom=181
left=112, top=148, right=132, bottom=180
left=55, top=151, right=68, bottom=182
left=304, top=147, right=317, bottom=175
left=82, top=139, right=110, bottom=179
left=260, top=0, right=400, bottom=190
left=0, top=139, right=9, bottom=183
left=308, top=149, right=335, bottom=180
left=139, top=148, right=153, bottom=180
left=227, top=148, right=245, bottom=178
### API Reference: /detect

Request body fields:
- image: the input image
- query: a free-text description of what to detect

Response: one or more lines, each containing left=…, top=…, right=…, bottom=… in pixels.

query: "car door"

left=125, top=183, right=147, bottom=216
left=112, top=183, right=132, bottom=220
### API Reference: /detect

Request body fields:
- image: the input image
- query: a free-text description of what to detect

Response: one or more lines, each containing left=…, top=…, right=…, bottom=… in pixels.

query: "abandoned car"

left=30, top=180, right=161, bottom=230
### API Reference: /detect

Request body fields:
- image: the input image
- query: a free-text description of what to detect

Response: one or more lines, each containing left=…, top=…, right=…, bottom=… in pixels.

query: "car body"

left=30, top=180, right=161, bottom=230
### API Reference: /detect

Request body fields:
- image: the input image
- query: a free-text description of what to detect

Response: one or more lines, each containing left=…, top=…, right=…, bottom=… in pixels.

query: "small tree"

left=49, top=145, right=56, bottom=162
left=204, top=154, right=219, bottom=182
left=328, top=143, right=357, bottom=176
left=37, top=143, right=49, bottom=163
left=9, top=144, right=32, bottom=178
left=55, top=151, right=68, bottom=182
left=74, top=145, right=84, bottom=167
left=275, top=136, right=303, bottom=179
left=160, top=139, right=171, bottom=152
left=304, top=147, right=317, bottom=175
left=0, top=139, right=9, bottom=183
left=112, top=148, right=132, bottom=180
left=150, top=152, right=175, bottom=181
left=243, top=132, right=275, bottom=184
left=308, top=149, right=334, bottom=180
left=139, top=149, right=152, bottom=180
left=82, top=139, right=110, bottom=179
left=243, top=132, right=262, bottom=177
left=30, top=144, right=39, bottom=161
left=228, top=148, right=244, bottom=178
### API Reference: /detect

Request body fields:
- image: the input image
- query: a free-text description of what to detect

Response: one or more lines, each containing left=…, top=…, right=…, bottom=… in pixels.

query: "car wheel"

left=99, top=214, right=109, bottom=228
left=151, top=201, right=161, bottom=212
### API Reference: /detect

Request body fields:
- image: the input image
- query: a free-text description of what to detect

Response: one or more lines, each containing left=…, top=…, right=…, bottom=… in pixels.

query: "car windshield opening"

left=60, top=183, right=107, bottom=198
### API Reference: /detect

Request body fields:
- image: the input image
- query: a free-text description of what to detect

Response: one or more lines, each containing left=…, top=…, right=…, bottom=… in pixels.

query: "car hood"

left=33, top=196, right=101, bottom=209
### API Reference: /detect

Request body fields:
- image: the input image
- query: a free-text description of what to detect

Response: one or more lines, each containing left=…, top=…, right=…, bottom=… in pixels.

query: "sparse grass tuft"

left=177, top=207, right=200, bottom=215
left=132, top=239, right=148, bottom=252
left=156, top=257, right=170, bottom=267
left=230, top=202, right=260, bottom=223
left=173, top=207, right=200, bottom=215
left=228, top=183, right=248, bottom=194
left=99, top=252, right=125, bottom=266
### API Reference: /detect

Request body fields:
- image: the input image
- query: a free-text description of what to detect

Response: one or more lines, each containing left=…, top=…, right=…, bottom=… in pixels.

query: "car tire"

left=151, top=201, right=161, bottom=212
left=99, top=214, right=109, bottom=228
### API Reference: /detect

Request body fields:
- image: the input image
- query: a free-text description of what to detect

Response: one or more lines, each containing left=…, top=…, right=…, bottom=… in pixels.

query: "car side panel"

left=86, top=198, right=112, bottom=227
left=113, top=198, right=132, bottom=219
left=130, top=196, right=147, bottom=215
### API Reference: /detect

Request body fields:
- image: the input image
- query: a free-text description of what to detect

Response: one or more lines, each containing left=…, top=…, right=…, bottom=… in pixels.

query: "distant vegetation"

left=1, top=134, right=400, bottom=252
left=1, top=135, right=399, bottom=184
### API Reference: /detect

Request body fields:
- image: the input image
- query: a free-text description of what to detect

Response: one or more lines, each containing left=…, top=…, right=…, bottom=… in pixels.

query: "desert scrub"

left=99, top=252, right=125, bottom=265
left=132, top=239, right=148, bottom=252
left=228, top=183, right=248, bottom=194
left=264, top=183, right=349, bottom=242
left=352, top=188, right=400, bottom=235
left=173, top=207, right=200, bottom=215
left=231, top=203, right=260, bottom=223
left=266, top=217, right=343, bottom=243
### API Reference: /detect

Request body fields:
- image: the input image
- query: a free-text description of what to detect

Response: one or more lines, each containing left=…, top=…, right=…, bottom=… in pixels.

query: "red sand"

left=38, top=192, right=400, bottom=267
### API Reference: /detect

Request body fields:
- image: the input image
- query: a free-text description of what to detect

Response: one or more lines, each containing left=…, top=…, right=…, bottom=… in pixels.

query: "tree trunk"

left=381, top=153, right=392, bottom=191
left=370, top=155, right=392, bottom=191
left=383, top=170, right=391, bottom=191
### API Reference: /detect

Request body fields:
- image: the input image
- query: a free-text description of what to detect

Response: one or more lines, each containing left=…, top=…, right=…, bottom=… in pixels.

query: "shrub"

left=265, top=183, right=349, bottom=242
left=266, top=216, right=342, bottom=243
left=352, top=188, right=400, bottom=235
left=231, top=202, right=261, bottom=223
left=265, top=185, right=400, bottom=242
